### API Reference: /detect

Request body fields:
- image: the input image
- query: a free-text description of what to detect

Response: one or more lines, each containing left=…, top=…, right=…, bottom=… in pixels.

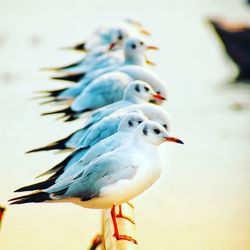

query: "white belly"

left=79, top=161, right=162, bottom=209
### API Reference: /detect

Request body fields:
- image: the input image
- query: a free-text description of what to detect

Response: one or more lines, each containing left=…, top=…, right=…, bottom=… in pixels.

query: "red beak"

left=108, top=43, right=116, bottom=50
left=147, top=45, right=159, bottom=50
left=152, top=93, right=166, bottom=100
left=165, top=137, right=184, bottom=144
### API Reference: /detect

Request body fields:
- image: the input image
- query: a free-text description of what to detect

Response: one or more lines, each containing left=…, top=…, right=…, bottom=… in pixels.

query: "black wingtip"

left=51, top=72, right=86, bottom=83
left=9, top=192, right=51, bottom=205
left=74, top=42, right=86, bottom=51
left=41, top=107, right=73, bottom=116
left=26, top=136, right=70, bottom=154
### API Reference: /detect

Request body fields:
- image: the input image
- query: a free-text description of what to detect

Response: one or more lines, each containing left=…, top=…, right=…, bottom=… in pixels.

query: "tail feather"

left=26, top=136, right=71, bottom=154
left=51, top=72, right=86, bottom=83
left=9, top=192, right=51, bottom=205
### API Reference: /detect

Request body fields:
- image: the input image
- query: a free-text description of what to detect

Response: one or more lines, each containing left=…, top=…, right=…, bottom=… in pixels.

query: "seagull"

left=42, top=75, right=165, bottom=122
left=10, top=121, right=183, bottom=244
left=27, top=103, right=171, bottom=153
left=40, top=37, right=159, bottom=104
left=63, top=18, right=150, bottom=52
left=16, top=112, right=148, bottom=190
left=45, top=29, right=128, bottom=74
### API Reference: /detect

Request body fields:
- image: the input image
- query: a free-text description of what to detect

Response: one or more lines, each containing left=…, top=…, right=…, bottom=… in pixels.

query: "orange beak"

left=141, top=29, right=151, bottom=36
left=147, top=45, right=159, bottom=50
left=165, top=137, right=184, bottom=144
left=152, top=93, right=166, bottom=101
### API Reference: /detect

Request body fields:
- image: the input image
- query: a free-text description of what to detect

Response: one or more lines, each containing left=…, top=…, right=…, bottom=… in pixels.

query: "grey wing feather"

left=66, top=153, right=136, bottom=201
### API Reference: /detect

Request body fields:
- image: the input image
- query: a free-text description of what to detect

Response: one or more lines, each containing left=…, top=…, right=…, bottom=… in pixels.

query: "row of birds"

left=10, top=17, right=184, bottom=244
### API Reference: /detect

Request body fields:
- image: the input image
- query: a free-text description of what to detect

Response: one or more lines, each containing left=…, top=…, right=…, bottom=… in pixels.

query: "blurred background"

left=0, top=0, right=250, bottom=249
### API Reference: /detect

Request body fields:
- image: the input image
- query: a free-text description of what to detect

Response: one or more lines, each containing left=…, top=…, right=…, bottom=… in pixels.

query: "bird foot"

left=126, top=201, right=134, bottom=209
left=116, top=213, right=135, bottom=224
left=113, top=233, right=137, bottom=244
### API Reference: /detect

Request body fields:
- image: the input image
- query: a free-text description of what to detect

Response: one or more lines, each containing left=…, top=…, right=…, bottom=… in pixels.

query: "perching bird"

left=27, top=103, right=170, bottom=153
left=16, top=112, right=148, bottom=190
left=63, top=18, right=150, bottom=52
left=40, top=37, right=159, bottom=104
left=42, top=76, right=165, bottom=122
left=10, top=121, right=183, bottom=243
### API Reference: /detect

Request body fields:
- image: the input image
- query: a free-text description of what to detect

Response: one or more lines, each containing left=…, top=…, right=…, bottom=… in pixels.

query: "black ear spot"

left=138, top=120, right=143, bottom=124
left=144, top=86, right=149, bottom=92
left=128, top=120, right=133, bottom=127
left=143, top=127, right=148, bottom=135
left=131, top=44, right=136, bottom=49
left=135, top=84, right=140, bottom=92
left=163, top=124, right=168, bottom=130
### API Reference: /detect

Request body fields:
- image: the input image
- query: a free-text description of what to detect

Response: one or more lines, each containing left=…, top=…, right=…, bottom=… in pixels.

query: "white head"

left=123, top=80, right=166, bottom=104
left=138, top=104, right=171, bottom=132
left=124, top=37, right=158, bottom=65
left=109, top=27, right=130, bottom=50
left=118, top=112, right=147, bottom=132
left=134, top=120, right=183, bottom=146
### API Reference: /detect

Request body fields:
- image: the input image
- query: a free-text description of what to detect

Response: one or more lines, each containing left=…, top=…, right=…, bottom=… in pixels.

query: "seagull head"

left=123, top=80, right=166, bottom=104
left=135, top=121, right=184, bottom=146
left=118, top=112, right=148, bottom=132
left=124, top=37, right=158, bottom=64
left=134, top=103, right=172, bottom=132
left=109, top=27, right=130, bottom=50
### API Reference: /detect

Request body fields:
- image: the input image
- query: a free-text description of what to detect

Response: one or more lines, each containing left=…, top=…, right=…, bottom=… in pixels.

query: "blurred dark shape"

left=30, top=34, right=42, bottom=47
left=0, top=33, right=8, bottom=48
left=247, top=0, right=250, bottom=5
left=88, top=234, right=102, bottom=250
left=209, top=18, right=250, bottom=82
left=0, top=206, right=6, bottom=228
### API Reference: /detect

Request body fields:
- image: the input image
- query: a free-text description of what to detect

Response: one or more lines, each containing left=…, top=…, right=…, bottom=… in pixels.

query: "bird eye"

left=128, top=120, right=133, bottom=127
left=134, top=84, right=140, bottom=92
left=138, top=120, right=143, bottom=124
left=163, top=124, right=168, bottom=130
left=140, top=41, right=144, bottom=45
left=153, top=128, right=161, bottom=134
left=144, top=86, right=149, bottom=92
left=131, top=44, right=137, bottom=49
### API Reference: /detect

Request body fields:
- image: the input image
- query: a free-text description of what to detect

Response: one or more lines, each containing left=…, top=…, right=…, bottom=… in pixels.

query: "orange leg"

left=110, top=205, right=137, bottom=244
left=116, top=205, right=135, bottom=224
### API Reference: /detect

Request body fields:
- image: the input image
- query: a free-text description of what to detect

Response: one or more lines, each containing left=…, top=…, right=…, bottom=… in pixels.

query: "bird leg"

left=126, top=201, right=134, bottom=209
left=116, top=205, right=135, bottom=224
left=110, top=205, right=137, bottom=244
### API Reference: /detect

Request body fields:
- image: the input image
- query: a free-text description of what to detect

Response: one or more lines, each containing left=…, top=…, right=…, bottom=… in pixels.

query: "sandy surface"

left=0, top=0, right=250, bottom=249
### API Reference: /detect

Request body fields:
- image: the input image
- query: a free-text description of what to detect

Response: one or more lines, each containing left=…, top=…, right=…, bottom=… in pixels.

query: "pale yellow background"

left=0, top=0, right=250, bottom=249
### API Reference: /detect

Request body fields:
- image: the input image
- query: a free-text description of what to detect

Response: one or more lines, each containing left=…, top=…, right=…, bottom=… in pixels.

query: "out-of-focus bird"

left=63, top=17, right=150, bottom=52
left=40, top=37, right=159, bottom=105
